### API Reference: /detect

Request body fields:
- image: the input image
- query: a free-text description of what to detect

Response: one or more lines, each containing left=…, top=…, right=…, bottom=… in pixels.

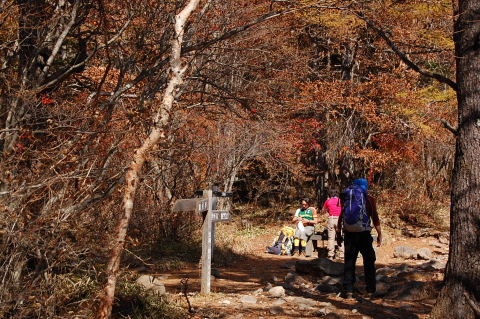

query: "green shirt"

left=295, top=208, right=315, bottom=221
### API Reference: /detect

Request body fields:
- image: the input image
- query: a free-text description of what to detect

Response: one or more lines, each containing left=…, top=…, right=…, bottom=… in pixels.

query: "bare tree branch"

left=38, top=0, right=81, bottom=84
left=355, top=12, right=458, bottom=91
left=441, top=118, right=458, bottom=136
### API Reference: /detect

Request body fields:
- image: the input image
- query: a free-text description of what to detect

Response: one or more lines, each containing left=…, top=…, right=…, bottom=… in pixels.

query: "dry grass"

left=377, top=191, right=450, bottom=232
left=210, top=221, right=277, bottom=266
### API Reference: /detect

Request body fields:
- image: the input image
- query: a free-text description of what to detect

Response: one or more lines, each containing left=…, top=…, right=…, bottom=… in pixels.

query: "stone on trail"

left=298, top=303, right=315, bottom=310
left=396, top=281, right=429, bottom=301
left=376, top=274, right=391, bottom=283
left=316, top=284, right=335, bottom=293
left=393, top=246, right=417, bottom=259
left=416, top=247, right=432, bottom=260
left=429, top=240, right=444, bottom=248
left=268, top=286, right=285, bottom=298
left=291, top=296, right=317, bottom=307
left=418, top=259, right=446, bottom=270
left=263, top=282, right=273, bottom=291
left=375, top=281, right=390, bottom=297
left=272, top=298, right=287, bottom=305
left=269, top=306, right=285, bottom=315
left=239, top=295, right=257, bottom=304
left=284, top=272, right=306, bottom=286
left=135, top=275, right=166, bottom=295
left=253, top=288, right=263, bottom=295
left=321, top=275, right=341, bottom=285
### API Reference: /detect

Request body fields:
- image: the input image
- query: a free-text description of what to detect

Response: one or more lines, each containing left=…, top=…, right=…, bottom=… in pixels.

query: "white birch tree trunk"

left=96, top=1, right=201, bottom=317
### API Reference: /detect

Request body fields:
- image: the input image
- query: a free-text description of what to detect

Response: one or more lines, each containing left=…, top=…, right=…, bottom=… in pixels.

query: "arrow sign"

left=171, top=198, right=209, bottom=214
left=211, top=210, right=231, bottom=222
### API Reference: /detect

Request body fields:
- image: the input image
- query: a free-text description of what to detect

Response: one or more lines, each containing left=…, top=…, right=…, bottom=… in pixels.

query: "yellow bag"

left=266, top=225, right=295, bottom=255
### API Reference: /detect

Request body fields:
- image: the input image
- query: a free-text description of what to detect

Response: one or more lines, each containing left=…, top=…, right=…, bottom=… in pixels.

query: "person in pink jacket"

left=322, top=188, right=343, bottom=259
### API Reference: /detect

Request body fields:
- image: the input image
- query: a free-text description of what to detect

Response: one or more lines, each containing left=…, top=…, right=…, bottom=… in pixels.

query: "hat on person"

left=353, top=178, right=368, bottom=190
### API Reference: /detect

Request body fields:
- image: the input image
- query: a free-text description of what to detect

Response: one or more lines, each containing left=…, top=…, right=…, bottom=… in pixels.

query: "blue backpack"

left=342, top=184, right=371, bottom=232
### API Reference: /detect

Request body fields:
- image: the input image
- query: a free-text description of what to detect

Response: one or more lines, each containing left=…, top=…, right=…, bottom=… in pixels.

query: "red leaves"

left=16, top=143, right=25, bottom=154
left=41, top=96, right=54, bottom=104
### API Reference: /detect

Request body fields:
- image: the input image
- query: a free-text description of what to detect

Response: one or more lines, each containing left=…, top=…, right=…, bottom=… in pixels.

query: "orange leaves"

left=293, top=66, right=453, bottom=177
left=372, top=133, right=419, bottom=160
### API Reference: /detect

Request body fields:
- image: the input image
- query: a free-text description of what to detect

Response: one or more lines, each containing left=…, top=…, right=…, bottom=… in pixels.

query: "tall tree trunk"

left=96, top=1, right=201, bottom=318
left=341, top=40, right=358, bottom=81
left=430, top=1, right=480, bottom=318
left=314, top=147, right=327, bottom=207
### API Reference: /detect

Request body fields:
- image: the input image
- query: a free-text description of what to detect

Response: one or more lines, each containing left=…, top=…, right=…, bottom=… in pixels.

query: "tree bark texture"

left=341, top=41, right=357, bottom=81
left=431, top=1, right=480, bottom=318
left=96, top=0, right=201, bottom=318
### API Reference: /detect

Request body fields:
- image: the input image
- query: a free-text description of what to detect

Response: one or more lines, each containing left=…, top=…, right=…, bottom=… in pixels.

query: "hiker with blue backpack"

left=337, top=178, right=382, bottom=300
left=291, top=197, right=318, bottom=257
left=322, top=188, right=344, bottom=259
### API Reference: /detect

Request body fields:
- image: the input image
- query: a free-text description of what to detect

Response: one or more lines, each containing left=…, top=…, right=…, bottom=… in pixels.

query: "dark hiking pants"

left=342, top=230, right=376, bottom=294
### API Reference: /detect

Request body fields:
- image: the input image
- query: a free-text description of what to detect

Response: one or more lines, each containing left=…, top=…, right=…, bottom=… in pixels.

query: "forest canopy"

left=0, top=0, right=463, bottom=318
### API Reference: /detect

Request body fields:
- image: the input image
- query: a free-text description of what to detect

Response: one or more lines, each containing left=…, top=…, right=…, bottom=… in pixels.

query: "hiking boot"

left=345, top=292, right=354, bottom=300
left=365, top=292, right=375, bottom=300
left=292, top=250, right=299, bottom=256
left=299, top=251, right=306, bottom=257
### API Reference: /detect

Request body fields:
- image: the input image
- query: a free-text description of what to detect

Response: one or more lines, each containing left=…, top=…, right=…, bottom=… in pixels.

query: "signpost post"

left=201, top=190, right=213, bottom=293
left=171, top=187, right=232, bottom=294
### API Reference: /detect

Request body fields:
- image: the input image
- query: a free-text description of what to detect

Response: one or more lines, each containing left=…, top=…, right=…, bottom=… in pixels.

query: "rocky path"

left=137, top=231, right=449, bottom=318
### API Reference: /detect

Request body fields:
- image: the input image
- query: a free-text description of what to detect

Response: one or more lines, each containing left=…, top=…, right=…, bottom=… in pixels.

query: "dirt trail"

left=147, top=232, right=445, bottom=318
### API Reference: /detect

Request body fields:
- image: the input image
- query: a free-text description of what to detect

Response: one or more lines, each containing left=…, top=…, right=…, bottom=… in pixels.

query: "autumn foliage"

left=0, top=0, right=457, bottom=317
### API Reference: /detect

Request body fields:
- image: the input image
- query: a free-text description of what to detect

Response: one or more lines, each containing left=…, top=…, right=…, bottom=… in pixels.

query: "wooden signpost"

left=172, top=187, right=232, bottom=293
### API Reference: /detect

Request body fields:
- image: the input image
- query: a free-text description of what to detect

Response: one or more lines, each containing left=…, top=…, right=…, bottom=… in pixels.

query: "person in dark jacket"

left=337, top=178, right=382, bottom=299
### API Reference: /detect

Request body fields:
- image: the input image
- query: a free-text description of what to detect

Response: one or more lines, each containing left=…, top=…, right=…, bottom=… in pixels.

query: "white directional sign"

left=211, top=210, right=231, bottom=222
left=197, top=198, right=209, bottom=213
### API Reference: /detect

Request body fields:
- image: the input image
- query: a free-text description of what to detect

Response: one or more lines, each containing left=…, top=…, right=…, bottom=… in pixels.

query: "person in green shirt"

left=291, top=197, right=318, bottom=257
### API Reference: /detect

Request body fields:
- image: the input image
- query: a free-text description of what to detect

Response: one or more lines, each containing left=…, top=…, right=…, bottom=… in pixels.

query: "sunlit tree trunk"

left=96, top=1, right=201, bottom=317
left=431, top=1, right=480, bottom=318
left=314, top=146, right=328, bottom=206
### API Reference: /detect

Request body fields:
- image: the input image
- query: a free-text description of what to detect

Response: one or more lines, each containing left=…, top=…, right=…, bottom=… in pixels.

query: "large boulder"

left=416, top=247, right=432, bottom=260
left=393, top=246, right=417, bottom=259
left=295, top=258, right=344, bottom=276
left=284, top=272, right=307, bottom=286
